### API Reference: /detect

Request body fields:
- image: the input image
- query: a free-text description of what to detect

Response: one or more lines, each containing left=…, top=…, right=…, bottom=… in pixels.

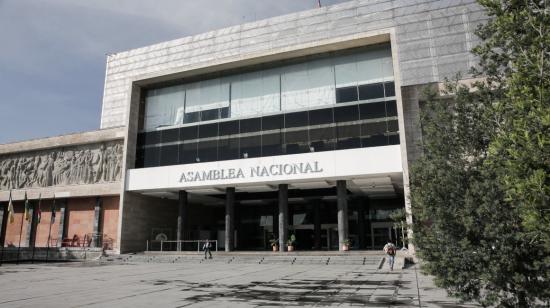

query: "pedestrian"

left=383, top=240, right=397, bottom=270
left=203, top=239, right=212, bottom=259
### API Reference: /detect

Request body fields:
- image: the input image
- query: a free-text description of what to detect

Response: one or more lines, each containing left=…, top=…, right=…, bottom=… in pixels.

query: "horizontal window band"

left=138, top=116, right=399, bottom=149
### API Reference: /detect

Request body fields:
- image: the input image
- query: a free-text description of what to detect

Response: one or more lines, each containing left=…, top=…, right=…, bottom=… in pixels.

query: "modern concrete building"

left=0, top=0, right=487, bottom=254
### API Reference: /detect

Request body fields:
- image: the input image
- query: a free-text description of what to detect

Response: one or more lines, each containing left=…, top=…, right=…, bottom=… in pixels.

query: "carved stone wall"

left=0, top=141, right=123, bottom=190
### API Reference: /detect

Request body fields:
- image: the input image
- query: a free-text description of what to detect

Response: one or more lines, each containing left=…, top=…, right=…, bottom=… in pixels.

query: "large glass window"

left=309, top=126, right=335, bottom=152
left=179, top=142, right=198, bottom=164
left=161, top=128, right=179, bottom=143
left=240, top=135, right=261, bottom=158
left=230, top=69, right=280, bottom=117
left=309, top=108, right=333, bottom=125
left=185, top=78, right=230, bottom=113
left=219, top=120, right=239, bottom=137
left=141, top=44, right=394, bottom=132
left=137, top=101, right=400, bottom=168
left=281, top=59, right=335, bottom=110
left=143, top=85, right=185, bottom=131
left=198, top=140, right=218, bottom=162
left=180, top=126, right=198, bottom=141
left=240, top=118, right=261, bottom=134
left=285, top=111, right=308, bottom=128
left=218, top=137, right=239, bottom=161
left=285, top=130, right=310, bottom=154
left=261, top=114, right=284, bottom=156
left=262, top=132, right=283, bottom=156
left=143, top=147, right=160, bottom=167
left=262, top=114, right=283, bottom=131
left=198, top=123, right=218, bottom=139
left=160, top=145, right=179, bottom=166
left=136, top=44, right=399, bottom=168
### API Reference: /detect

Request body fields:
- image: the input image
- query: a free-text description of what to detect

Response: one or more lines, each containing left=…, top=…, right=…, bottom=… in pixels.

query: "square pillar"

left=177, top=191, right=188, bottom=251
left=24, top=207, right=34, bottom=247
left=57, top=200, right=68, bottom=247
left=314, top=201, right=321, bottom=250
left=225, top=187, right=235, bottom=252
left=358, top=198, right=367, bottom=249
left=91, top=197, right=102, bottom=248
left=278, top=184, right=288, bottom=252
left=0, top=205, right=7, bottom=247
left=29, top=202, right=39, bottom=248
left=337, top=180, right=349, bottom=251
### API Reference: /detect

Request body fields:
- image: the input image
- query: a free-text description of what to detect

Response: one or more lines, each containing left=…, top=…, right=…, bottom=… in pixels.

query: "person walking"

left=203, top=239, right=212, bottom=259
left=383, top=240, right=397, bottom=270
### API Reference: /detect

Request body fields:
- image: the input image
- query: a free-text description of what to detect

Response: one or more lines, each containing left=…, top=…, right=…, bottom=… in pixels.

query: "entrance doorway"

left=370, top=222, right=402, bottom=249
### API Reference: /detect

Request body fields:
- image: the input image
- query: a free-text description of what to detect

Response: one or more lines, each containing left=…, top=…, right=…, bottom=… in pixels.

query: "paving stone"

left=0, top=259, right=479, bottom=307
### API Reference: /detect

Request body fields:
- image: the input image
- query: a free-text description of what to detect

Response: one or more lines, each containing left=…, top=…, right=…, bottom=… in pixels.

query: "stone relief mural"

left=0, top=141, right=123, bottom=190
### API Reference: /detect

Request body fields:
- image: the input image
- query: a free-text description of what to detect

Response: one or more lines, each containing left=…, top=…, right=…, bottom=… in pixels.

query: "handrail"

left=146, top=240, right=218, bottom=252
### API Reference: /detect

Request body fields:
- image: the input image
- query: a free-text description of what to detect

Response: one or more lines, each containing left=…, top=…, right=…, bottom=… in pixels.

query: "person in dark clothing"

left=203, top=240, right=212, bottom=259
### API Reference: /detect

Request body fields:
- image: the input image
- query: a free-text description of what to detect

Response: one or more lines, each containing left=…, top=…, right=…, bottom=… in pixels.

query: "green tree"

left=410, top=1, right=549, bottom=306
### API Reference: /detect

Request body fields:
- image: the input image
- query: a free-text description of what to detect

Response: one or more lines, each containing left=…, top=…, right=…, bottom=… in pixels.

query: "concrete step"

left=101, top=252, right=388, bottom=266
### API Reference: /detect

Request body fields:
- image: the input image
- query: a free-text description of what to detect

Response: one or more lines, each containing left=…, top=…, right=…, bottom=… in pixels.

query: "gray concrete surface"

left=0, top=256, right=478, bottom=307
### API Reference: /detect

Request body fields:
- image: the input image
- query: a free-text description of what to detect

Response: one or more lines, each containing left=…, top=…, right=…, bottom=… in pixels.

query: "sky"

left=0, top=0, right=350, bottom=144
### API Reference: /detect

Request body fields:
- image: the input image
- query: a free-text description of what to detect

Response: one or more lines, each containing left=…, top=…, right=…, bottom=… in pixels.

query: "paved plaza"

left=0, top=255, right=478, bottom=307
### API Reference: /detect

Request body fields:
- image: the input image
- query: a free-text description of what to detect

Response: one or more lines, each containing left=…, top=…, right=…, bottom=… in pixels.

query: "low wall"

left=0, top=247, right=103, bottom=263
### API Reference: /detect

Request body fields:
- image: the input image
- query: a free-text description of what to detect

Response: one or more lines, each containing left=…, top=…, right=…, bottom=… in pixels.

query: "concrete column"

left=314, top=201, right=321, bottom=250
left=29, top=202, right=39, bottom=248
left=177, top=191, right=188, bottom=251
left=91, top=197, right=103, bottom=248
left=337, top=180, right=349, bottom=251
left=278, top=184, right=288, bottom=252
left=273, top=203, right=279, bottom=240
left=358, top=198, right=366, bottom=249
left=58, top=201, right=68, bottom=247
left=0, top=205, right=7, bottom=247
left=225, top=187, right=235, bottom=252
left=24, top=207, right=34, bottom=247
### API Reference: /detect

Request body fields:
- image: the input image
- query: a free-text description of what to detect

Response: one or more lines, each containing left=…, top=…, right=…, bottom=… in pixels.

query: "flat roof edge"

left=0, top=127, right=125, bottom=155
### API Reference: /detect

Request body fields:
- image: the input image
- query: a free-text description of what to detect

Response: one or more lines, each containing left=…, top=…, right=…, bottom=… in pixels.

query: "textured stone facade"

left=0, top=141, right=123, bottom=190
left=100, top=0, right=488, bottom=129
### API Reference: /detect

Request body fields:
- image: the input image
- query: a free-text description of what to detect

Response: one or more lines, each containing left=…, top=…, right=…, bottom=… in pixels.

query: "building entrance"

left=176, top=193, right=405, bottom=251
left=137, top=181, right=406, bottom=252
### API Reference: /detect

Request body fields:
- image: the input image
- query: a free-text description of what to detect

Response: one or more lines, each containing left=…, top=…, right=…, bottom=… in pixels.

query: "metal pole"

left=160, top=240, right=163, bottom=252
left=146, top=240, right=149, bottom=252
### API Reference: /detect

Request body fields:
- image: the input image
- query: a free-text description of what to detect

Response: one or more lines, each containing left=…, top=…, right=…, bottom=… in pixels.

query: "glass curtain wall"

left=141, top=44, right=394, bottom=131
left=136, top=96, right=399, bottom=168
left=136, top=44, right=398, bottom=168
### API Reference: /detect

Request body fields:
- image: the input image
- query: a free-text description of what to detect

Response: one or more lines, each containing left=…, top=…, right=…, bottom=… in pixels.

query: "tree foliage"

left=410, top=1, right=549, bottom=306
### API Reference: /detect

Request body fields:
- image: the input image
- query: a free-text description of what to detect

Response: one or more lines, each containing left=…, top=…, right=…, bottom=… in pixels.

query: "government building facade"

left=0, top=0, right=487, bottom=254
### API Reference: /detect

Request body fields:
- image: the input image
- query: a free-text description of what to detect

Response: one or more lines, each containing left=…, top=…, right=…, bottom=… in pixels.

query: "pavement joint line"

left=73, top=287, right=175, bottom=307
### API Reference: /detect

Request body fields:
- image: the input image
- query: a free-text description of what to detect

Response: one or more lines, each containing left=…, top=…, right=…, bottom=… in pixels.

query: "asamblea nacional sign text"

left=179, top=161, right=323, bottom=183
